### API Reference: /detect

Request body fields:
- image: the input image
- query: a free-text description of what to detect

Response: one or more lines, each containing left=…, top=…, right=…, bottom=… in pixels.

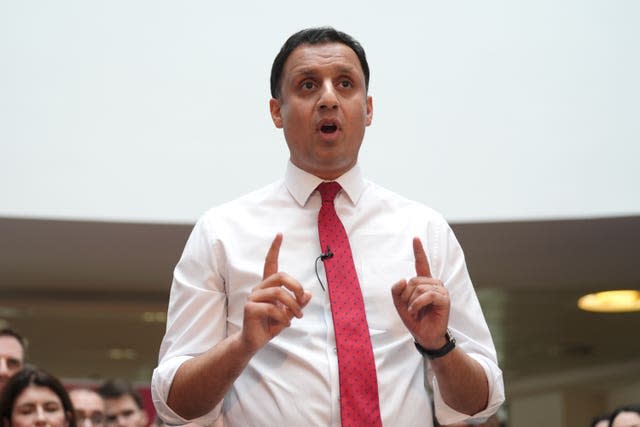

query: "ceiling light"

left=141, top=311, right=167, bottom=323
left=107, top=348, right=138, bottom=360
left=578, top=290, right=640, bottom=313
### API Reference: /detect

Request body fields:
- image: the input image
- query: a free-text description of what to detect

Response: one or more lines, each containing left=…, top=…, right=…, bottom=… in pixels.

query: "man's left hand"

left=391, top=237, right=451, bottom=350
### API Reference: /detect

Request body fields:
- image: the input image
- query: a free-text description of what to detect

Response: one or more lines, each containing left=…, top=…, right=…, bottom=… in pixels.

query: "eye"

left=44, top=402, right=61, bottom=413
left=17, top=405, right=36, bottom=416
left=339, top=79, right=353, bottom=88
left=7, top=358, right=22, bottom=370
left=301, top=80, right=316, bottom=90
left=121, top=410, right=136, bottom=418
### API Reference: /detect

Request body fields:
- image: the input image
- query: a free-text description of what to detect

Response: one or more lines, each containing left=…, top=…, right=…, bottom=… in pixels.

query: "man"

left=98, top=379, right=148, bottom=427
left=152, top=27, right=504, bottom=426
left=69, top=388, right=107, bottom=427
left=0, top=328, right=25, bottom=394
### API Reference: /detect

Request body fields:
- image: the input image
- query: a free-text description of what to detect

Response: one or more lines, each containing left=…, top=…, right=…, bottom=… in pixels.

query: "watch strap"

left=414, top=330, right=456, bottom=359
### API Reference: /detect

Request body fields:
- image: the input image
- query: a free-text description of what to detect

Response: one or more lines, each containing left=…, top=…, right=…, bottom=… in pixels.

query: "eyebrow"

left=293, top=65, right=358, bottom=78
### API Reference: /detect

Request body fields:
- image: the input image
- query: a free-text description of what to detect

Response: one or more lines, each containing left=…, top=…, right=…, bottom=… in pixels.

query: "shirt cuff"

left=151, top=356, right=222, bottom=426
left=431, top=353, right=505, bottom=424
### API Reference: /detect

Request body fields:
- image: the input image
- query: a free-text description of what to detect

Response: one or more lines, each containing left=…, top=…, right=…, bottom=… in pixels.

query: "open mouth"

left=319, top=122, right=339, bottom=134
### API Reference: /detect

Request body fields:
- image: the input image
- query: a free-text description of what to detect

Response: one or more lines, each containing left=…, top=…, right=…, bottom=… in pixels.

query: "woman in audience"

left=0, top=365, right=76, bottom=427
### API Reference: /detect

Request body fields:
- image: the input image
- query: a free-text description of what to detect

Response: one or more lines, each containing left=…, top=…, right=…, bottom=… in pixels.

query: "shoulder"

left=200, top=179, right=286, bottom=219
left=363, top=180, right=450, bottom=227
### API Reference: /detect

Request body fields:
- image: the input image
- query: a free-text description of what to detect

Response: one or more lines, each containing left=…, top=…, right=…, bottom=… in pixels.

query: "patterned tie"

left=317, top=181, right=382, bottom=427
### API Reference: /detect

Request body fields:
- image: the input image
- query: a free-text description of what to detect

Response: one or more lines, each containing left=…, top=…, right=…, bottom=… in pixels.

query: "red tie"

left=317, top=181, right=382, bottom=427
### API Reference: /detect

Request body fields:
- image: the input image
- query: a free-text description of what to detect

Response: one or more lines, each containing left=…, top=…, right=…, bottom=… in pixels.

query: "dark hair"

left=0, top=328, right=27, bottom=353
left=609, top=404, right=640, bottom=424
left=270, top=27, right=370, bottom=99
left=0, top=365, right=77, bottom=427
left=97, top=379, right=144, bottom=410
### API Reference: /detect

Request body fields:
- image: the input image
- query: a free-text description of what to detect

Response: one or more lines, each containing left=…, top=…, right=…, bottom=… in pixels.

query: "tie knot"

left=317, top=181, right=342, bottom=203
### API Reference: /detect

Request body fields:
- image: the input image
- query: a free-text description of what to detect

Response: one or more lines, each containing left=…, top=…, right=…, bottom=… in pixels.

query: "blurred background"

left=1, top=2, right=639, bottom=427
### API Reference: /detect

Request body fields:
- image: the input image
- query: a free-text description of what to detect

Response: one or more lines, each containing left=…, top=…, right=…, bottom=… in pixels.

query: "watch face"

left=445, top=329, right=456, bottom=344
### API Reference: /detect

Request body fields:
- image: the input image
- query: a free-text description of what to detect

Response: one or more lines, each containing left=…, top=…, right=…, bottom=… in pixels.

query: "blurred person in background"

left=0, top=365, right=77, bottom=427
left=440, top=413, right=501, bottom=426
left=591, top=412, right=610, bottom=427
left=609, top=404, right=640, bottom=427
left=69, top=388, right=106, bottom=427
left=0, top=329, right=26, bottom=394
left=98, top=379, right=147, bottom=427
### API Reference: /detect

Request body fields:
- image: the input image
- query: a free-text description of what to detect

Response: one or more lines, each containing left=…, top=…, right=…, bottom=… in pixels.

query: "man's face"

left=0, top=335, right=24, bottom=392
left=103, top=396, right=147, bottom=427
left=69, top=389, right=106, bottom=427
left=270, top=42, right=373, bottom=180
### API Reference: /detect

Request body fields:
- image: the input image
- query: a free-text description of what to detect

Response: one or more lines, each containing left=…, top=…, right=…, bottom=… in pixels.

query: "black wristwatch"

left=414, top=329, right=456, bottom=359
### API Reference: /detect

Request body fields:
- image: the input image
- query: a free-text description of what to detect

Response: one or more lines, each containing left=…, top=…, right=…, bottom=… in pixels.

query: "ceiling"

left=1, top=215, right=639, bottom=397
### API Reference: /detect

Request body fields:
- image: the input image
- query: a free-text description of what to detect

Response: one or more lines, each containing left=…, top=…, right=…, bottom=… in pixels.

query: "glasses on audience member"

left=76, top=411, right=105, bottom=426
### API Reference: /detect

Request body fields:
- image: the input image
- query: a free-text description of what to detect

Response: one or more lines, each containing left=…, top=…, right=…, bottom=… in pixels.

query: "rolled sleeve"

left=431, top=353, right=505, bottom=424
left=151, top=215, right=227, bottom=426
left=427, top=218, right=505, bottom=424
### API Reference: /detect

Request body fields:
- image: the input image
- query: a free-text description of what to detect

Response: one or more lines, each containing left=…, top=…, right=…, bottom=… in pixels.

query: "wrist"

left=414, top=329, right=456, bottom=359
left=232, top=331, right=261, bottom=358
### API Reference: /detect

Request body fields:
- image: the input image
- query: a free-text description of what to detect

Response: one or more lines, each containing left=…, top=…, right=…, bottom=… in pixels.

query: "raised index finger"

left=413, top=237, right=432, bottom=278
left=263, top=233, right=283, bottom=279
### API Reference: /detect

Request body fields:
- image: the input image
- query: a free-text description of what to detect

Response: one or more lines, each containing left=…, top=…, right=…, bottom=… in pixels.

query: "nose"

left=318, top=81, right=338, bottom=110
left=35, top=406, right=47, bottom=425
left=0, top=358, right=8, bottom=374
left=114, top=414, right=128, bottom=427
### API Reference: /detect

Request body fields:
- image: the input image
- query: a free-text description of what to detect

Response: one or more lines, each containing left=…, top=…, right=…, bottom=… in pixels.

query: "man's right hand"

left=166, top=233, right=312, bottom=420
left=241, top=233, right=312, bottom=353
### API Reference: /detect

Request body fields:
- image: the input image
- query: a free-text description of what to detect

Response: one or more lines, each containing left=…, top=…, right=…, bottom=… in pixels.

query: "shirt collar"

left=285, top=161, right=366, bottom=207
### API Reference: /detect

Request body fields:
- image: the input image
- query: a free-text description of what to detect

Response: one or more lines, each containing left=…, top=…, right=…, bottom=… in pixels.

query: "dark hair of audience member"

left=0, top=365, right=77, bottom=427
left=97, top=379, right=144, bottom=409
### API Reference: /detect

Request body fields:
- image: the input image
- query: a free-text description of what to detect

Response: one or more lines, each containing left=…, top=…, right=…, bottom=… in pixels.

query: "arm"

left=166, top=233, right=312, bottom=420
left=391, top=238, right=488, bottom=415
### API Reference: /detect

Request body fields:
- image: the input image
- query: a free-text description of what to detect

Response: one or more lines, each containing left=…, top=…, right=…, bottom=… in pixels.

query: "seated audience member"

left=0, top=365, right=77, bottom=427
left=609, top=405, right=640, bottom=427
left=591, top=413, right=610, bottom=427
left=97, top=379, right=147, bottom=427
left=441, top=413, right=500, bottom=426
left=0, top=329, right=26, bottom=394
left=153, top=415, right=215, bottom=427
left=69, top=388, right=106, bottom=427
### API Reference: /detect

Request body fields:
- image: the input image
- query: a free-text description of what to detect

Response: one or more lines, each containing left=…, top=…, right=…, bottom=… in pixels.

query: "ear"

left=269, top=98, right=283, bottom=129
left=365, top=95, right=373, bottom=127
left=140, top=411, right=148, bottom=427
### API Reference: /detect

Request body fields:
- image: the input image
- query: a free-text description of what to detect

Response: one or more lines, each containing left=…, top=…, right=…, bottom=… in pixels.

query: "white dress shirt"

left=151, top=162, right=504, bottom=427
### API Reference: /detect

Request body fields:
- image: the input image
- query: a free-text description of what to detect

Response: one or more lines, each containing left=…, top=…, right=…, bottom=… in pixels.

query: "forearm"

left=166, top=332, right=255, bottom=420
left=430, top=347, right=489, bottom=415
